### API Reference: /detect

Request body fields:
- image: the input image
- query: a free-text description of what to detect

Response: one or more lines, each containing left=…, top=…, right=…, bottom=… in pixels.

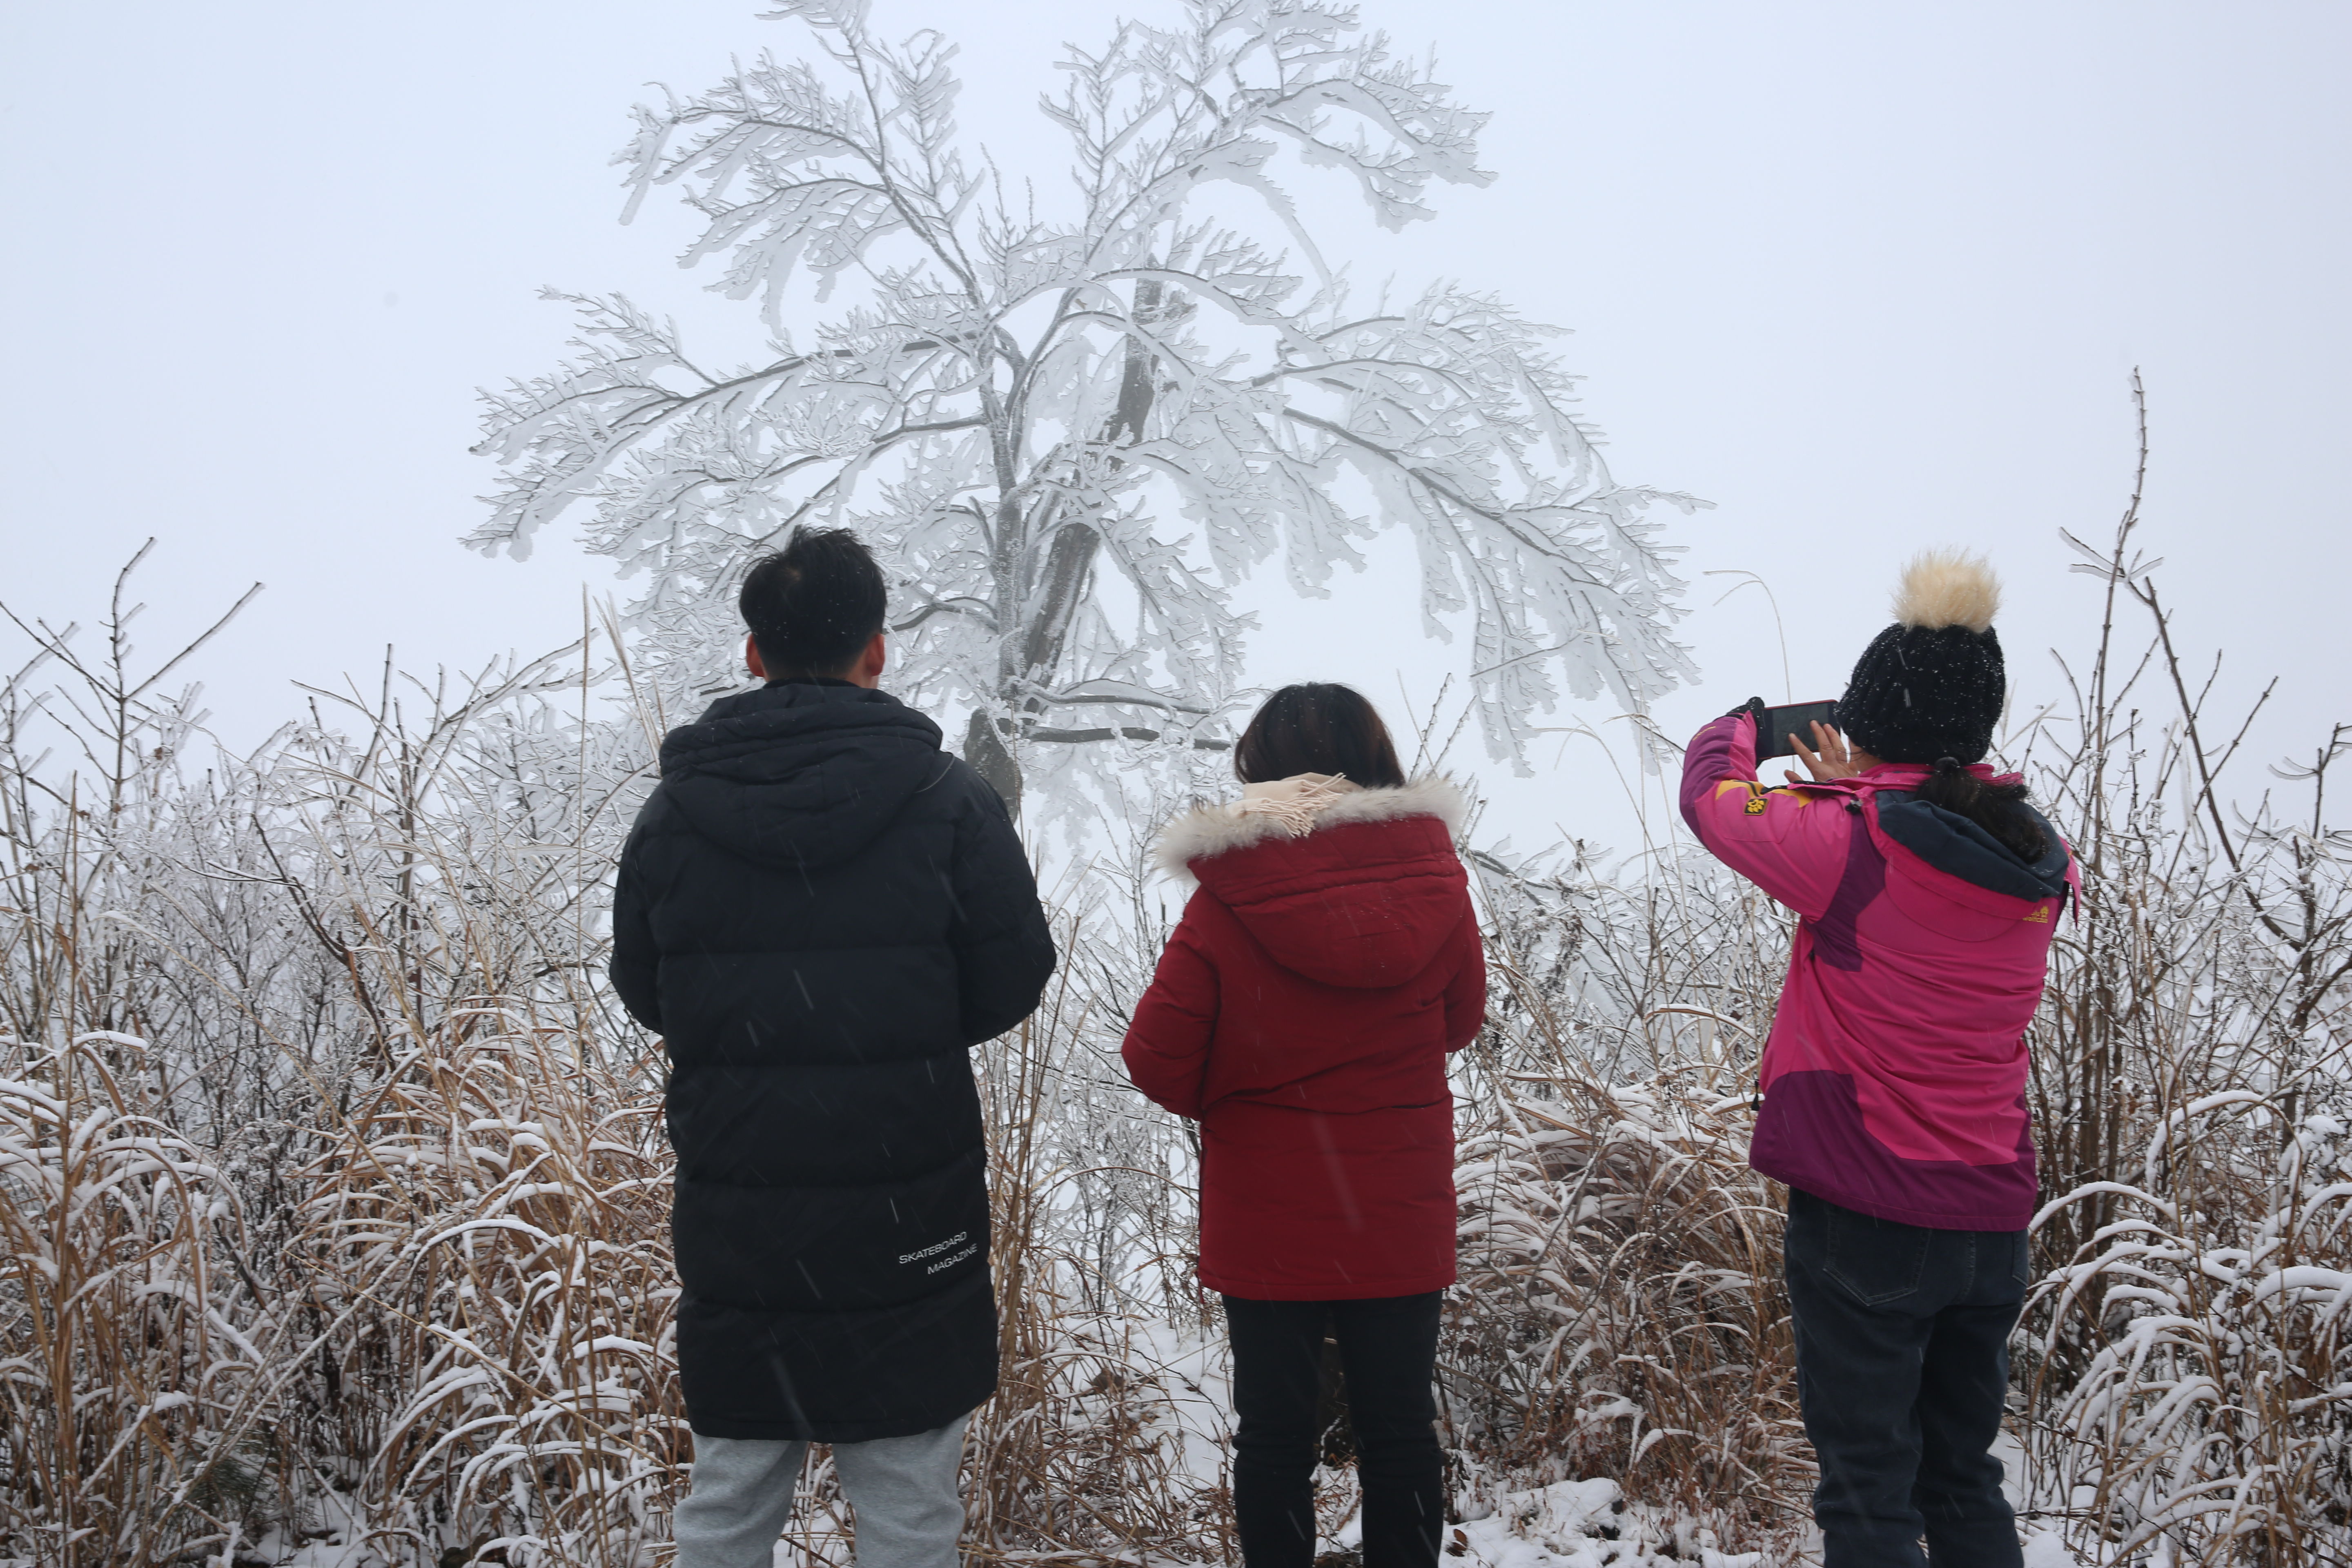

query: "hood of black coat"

left=1875, top=791, right=2071, bottom=902
left=658, top=682, right=949, bottom=872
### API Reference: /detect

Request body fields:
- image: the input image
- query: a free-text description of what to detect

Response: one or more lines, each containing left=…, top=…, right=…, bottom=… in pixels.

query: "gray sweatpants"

left=671, top=1416, right=970, bottom=1568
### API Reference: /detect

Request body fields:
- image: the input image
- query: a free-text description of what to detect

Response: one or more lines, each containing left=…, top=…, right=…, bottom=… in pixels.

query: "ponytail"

left=1913, top=757, right=2049, bottom=863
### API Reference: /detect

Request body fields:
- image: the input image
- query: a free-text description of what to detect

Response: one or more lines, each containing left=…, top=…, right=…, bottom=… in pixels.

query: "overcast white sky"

left=4, top=1, right=2346, bottom=855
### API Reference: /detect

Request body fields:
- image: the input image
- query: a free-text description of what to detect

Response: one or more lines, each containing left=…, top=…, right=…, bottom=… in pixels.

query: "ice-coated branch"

left=474, top=0, right=1700, bottom=809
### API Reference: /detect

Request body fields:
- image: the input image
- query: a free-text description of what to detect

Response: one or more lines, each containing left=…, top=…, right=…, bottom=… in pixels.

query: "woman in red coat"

left=1124, top=684, right=1485, bottom=1568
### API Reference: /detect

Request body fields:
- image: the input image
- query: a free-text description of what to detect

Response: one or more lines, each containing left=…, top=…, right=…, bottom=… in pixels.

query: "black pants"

left=1222, top=1292, right=1444, bottom=1568
left=1784, top=1189, right=2028, bottom=1568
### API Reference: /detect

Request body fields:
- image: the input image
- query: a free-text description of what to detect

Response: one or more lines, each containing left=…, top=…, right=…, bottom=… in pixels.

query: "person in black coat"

left=609, top=527, right=1056, bottom=1568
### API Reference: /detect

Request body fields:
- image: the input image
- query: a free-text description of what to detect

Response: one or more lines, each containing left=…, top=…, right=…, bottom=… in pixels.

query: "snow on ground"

left=114, top=1392, right=2091, bottom=1566
left=1999, top=1428, right=2091, bottom=1568
left=1444, top=1477, right=1753, bottom=1568
left=138, top=1457, right=2098, bottom=1568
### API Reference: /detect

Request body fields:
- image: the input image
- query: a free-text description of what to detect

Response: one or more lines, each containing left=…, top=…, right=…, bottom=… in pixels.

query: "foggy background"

left=5, top=0, right=2345, bottom=857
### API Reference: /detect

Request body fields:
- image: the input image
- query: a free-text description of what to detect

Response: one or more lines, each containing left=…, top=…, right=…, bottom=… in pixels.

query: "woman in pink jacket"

left=1680, top=553, right=2074, bottom=1568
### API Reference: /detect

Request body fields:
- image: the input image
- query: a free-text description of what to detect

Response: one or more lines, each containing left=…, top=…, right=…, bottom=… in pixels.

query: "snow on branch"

left=471, top=0, right=1704, bottom=808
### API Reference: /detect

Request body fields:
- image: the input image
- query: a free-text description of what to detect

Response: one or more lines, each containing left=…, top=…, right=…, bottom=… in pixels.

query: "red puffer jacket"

left=1123, top=777, right=1485, bottom=1300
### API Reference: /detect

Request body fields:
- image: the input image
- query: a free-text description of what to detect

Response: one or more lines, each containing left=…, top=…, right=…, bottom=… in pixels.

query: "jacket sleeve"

left=1122, top=897, right=1218, bottom=1120
left=1677, top=711, right=1853, bottom=920
left=947, top=766, right=1058, bottom=1044
left=1440, top=904, right=1487, bottom=1053
left=608, top=824, right=663, bottom=1032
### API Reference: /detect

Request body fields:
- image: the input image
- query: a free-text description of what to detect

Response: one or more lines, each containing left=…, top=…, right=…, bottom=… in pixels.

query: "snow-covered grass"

left=1446, top=1069, right=1805, bottom=1552
left=4, top=498, right=2350, bottom=1564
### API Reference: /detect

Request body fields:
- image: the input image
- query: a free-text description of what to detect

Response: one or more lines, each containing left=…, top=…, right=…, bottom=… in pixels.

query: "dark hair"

left=738, top=528, right=888, bottom=679
left=1233, top=684, right=1406, bottom=789
left=1916, top=757, right=2050, bottom=863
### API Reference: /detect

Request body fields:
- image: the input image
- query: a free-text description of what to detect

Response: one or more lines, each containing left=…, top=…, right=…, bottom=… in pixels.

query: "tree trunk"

left=965, top=708, right=1023, bottom=819
left=966, top=278, right=1163, bottom=817
left=1018, top=522, right=1102, bottom=683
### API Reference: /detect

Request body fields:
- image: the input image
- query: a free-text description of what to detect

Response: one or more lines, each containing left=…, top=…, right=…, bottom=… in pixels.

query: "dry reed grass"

left=2000, top=382, right=2352, bottom=1565
left=1448, top=1067, right=1805, bottom=1554
left=295, top=1019, right=681, bottom=1566
left=0, top=1031, right=283, bottom=1566
left=6, top=407, right=2352, bottom=1566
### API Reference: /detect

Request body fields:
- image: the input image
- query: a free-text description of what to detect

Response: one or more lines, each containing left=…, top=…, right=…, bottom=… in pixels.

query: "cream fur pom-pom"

left=1892, top=549, right=2001, bottom=633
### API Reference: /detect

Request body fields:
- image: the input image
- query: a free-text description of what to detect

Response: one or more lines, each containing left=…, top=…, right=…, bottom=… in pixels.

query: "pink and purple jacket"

left=1679, top=711, right=2077, bottom=1231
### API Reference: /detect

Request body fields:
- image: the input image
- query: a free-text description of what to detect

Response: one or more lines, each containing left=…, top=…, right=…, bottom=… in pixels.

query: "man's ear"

left=849, top=631, right=886, bottom=688
left=744, top=633, right=768, bottom=681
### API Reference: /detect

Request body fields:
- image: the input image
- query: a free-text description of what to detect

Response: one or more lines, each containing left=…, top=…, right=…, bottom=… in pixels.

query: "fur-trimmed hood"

left=1152, top=775, right=1469, bottom=884
left=1150, top=775, right=1471, bottom=990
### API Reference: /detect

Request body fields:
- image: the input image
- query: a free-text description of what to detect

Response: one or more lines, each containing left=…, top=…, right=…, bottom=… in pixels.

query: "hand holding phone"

left=1752, top=699, right=1839, bottom=761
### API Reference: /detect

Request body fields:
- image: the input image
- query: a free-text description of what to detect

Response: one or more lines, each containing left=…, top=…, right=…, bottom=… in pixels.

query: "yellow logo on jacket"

left=1717, top=779, right=1772, bottom=815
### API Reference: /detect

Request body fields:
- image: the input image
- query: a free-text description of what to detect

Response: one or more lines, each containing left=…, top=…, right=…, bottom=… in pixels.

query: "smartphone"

left=1752, top=699, right=1840, bottom=761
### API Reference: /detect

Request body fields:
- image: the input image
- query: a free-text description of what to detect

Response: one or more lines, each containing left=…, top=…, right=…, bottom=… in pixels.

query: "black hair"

left=1916, top=757, right=2050, bottom=863
left=738, top=528, right=888, bottom=679
left=1233, top=684, right=1407, bottom=789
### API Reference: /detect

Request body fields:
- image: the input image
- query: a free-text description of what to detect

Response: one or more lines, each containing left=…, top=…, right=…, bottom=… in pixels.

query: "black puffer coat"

left=610, top=680, right=1055, bottom=1441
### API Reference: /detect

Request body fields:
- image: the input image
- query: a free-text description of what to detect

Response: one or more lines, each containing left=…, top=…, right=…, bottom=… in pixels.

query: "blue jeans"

left=1783, top=1189, right=2027, bottom=1568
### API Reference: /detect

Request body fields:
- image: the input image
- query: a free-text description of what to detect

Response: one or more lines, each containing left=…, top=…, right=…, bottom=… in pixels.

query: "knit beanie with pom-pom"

left=1838, top=550, right=2007, bottom=765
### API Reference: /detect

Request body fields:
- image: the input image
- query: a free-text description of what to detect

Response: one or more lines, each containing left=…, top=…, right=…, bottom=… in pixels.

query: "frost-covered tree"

left=470, top=0, right=1702, bottom=813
